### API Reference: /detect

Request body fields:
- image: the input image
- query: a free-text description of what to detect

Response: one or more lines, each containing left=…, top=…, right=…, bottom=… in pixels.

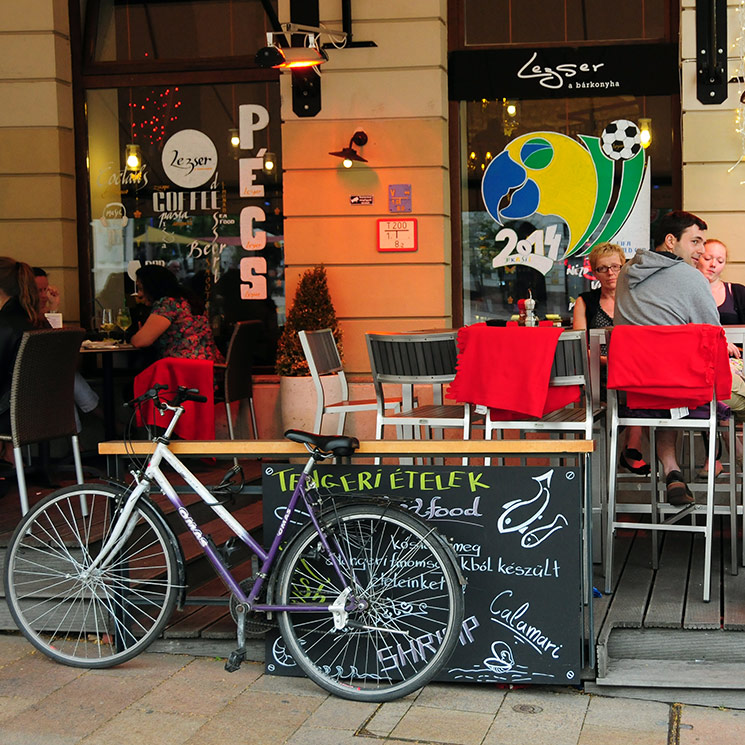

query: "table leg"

left=100, top=352, right=116, bottom=440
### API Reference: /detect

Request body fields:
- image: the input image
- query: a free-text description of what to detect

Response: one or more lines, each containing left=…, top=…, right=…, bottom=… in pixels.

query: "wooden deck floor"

left=593, top=521, right=745, bottom=689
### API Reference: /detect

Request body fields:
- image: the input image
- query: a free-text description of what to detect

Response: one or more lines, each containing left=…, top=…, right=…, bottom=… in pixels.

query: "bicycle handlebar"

left=127, top=384, right=207, bottom=409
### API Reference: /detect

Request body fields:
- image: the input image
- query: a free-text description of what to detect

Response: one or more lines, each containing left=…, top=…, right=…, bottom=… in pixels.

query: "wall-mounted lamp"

left=125, top=143, right=142, bottom=171
left=255, top=24, right=337, bottom=70
left=638, top=117, right=652, bottom=149
left=263, top=151, right=276, bottom=172
left=329, top=131, right=368, bottom=168
left=229, top=128, right=240, bottom=148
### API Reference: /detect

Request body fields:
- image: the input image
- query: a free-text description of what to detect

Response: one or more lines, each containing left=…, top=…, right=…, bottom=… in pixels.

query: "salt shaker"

left=524, top=291, right=537, bottom=327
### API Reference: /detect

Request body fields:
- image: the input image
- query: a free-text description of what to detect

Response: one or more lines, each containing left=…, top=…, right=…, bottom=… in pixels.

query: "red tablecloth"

left=607, top=324, right=731, bottom=409
left=134, top=357, right=215, bottom=439
left=447, top=324, right=580, bottom=419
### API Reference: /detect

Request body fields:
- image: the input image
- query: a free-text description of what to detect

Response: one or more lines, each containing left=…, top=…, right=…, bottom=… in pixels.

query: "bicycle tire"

left=274, top=503, right=464, bottom=701
left=4, top=483, right=179, bottom=668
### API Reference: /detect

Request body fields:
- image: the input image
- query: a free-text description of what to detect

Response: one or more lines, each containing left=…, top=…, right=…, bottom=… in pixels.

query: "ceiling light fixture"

left=255, top=24, right=339, bottom=70
left=329, top=131, right=368, bottom=168
left=125, top=143, right=142, bottom=171
left=638, top=117, right=652, bottom=149
left=263, top=151, right=276, bottom=172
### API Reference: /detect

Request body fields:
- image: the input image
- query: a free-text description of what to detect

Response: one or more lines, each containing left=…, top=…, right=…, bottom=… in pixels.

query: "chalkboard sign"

left=262, top=463, right=583, bottom=685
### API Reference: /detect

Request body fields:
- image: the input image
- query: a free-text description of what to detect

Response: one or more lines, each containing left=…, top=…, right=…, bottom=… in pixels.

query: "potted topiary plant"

left=276, top=265, right=343, bottom=433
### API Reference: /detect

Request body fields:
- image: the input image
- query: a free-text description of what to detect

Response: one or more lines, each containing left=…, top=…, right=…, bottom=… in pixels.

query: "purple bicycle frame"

left=152, top=456, right=357, bottom=615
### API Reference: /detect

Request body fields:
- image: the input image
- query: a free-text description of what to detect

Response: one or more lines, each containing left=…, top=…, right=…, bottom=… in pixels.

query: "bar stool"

left=604, top=324, right=736, bottom=603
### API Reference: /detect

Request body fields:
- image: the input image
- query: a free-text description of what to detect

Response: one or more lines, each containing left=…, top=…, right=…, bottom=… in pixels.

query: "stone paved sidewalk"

left=1, top=632, right=743, bottom=745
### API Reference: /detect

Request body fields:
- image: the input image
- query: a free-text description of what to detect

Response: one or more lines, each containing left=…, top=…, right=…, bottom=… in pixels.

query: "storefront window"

left=463, top=0, right=666, bottom=46
left=461, top=94, right=674, bottom=325
left=93, top=0, right=274, bottom=62
left=86, top=81, right=283, bottom=365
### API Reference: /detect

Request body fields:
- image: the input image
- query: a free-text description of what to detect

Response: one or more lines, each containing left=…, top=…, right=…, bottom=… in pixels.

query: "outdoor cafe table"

left=80, top=341, right=137, bottom=439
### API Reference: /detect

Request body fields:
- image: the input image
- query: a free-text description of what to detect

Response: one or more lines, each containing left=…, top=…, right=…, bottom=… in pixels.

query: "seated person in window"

left=131, top=264, right=223, bottom=362
left=34, top=266, right=100, bottom=428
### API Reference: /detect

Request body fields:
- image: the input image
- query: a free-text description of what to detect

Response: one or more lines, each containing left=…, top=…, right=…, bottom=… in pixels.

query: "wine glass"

left=116, top=307, right=132, bottom=339
left=100, top=308, right=115, bottom=342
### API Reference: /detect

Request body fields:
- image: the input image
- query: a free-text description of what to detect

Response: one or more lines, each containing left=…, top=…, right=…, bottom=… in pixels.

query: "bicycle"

left=4, top=384, right=466, bottom=702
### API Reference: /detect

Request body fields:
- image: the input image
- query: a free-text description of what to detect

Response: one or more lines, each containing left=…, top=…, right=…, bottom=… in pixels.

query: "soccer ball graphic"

left=600, top=120, right=642, bottom=161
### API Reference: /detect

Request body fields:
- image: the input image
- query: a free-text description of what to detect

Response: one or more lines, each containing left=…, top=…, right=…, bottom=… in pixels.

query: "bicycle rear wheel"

left=4, top=483, right=179, bottom=668
left=275, top=504, right=464, bottom=701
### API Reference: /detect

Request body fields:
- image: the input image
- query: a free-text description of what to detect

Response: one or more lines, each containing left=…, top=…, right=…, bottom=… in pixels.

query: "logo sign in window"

left=162, top=129, right=218, bottom=188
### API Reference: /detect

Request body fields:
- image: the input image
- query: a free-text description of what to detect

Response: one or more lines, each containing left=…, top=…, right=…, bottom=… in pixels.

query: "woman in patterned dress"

left=131, top=264, right=223, bottom=362
left=573, top=242, right=648, bottom=474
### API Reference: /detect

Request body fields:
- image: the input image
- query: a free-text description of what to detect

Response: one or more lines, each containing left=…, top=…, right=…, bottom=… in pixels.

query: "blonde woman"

left=695, top=238, right=745, bottom=476
left=573, top=242, right=648, bottom=474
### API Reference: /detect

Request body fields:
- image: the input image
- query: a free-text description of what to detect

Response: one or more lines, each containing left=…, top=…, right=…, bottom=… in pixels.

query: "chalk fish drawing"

left=497, top=470, right=553, bottom=534
left=521, top=513, right=568, bottom=548
left=497, top=470, right=568, bottom=548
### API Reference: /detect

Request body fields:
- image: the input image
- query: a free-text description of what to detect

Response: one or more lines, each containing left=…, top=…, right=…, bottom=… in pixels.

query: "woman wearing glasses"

left=573, top=242, right=649, bottom=475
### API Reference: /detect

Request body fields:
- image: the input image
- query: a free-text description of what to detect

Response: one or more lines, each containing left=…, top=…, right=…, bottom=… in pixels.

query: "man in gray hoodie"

left=614, top=210, right=719, bottom=505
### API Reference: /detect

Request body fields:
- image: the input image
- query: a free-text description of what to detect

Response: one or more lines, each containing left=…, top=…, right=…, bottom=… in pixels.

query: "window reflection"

left=461, top=95, right=673, bottom=325
left=86, top=82, right=283, bottom=367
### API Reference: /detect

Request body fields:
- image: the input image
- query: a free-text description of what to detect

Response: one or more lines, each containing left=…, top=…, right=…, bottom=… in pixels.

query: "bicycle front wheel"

left=4, top=483, right=179, bottom=668
left=275, top=504, right=464, bottom=701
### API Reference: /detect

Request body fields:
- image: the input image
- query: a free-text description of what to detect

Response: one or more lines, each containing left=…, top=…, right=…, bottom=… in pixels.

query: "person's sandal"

left=696, top=460, right=724, bottom=480
left=620, top=448, right=651, bottom=475
left=665, top=470, right=695, bottom=506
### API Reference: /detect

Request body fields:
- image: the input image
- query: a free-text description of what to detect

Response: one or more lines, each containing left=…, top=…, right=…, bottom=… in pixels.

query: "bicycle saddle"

left=284, top=430, right=360, bottom=457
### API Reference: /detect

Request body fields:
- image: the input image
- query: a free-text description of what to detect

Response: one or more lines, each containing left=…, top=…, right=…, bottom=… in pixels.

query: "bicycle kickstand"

left=225, top=602, right=247, bottom=673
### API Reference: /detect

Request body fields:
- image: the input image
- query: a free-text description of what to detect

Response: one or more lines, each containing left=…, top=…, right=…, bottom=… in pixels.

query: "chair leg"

left=484, top=420, right=493, bottom=467
left=728, top=418, right=738, bottom=575
left=225, top=402, right=238, bottom=469
left=604, top=420, right=620, bottom=595
left=71, top=434, right=87, bottom=516
left=336, top=411, right=347, bottom=436
left=649, top=427, right=659, bottom=567
left=13, top=446, right=29, bottom=515
left=702, top=420, right=717, bottom=603
left=374, top=418, right=384, bottom=466
left=248, top=397, right=259, bottom=440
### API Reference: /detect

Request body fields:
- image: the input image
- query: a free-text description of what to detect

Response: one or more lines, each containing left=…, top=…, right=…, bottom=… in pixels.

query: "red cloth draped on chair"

left=607, top=324, right=731, bottom=409
left=134, top=357, right=215, bottom=439
left=447, top=323, right=580, bottom=419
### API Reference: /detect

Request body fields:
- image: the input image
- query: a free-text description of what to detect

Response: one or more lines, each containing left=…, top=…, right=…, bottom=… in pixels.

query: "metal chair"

left=214, top=321, right=260, bottom=466
left=299, top=328, right=401, bottom=435
left=366, top=331, right=474, bottom=451
left=484, top=328, right=595, bottom=446
left=0, top=328, right=86, bottom=514
left=604, top=324, right=736, bottom=603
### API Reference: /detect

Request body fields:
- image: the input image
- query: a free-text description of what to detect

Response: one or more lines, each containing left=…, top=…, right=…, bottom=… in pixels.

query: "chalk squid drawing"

left=497, top=470, right=567, bottom=548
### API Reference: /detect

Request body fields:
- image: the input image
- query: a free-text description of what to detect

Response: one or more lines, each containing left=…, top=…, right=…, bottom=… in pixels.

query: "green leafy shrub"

left=275, top=265, right=341, bottom=376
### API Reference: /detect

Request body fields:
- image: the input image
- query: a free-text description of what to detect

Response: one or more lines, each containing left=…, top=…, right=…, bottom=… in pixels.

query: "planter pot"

left=279, top=374, right=342, bottom=435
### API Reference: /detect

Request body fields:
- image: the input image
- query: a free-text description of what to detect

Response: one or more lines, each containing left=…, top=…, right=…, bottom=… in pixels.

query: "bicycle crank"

left=228, top=577, right=276, bottom=638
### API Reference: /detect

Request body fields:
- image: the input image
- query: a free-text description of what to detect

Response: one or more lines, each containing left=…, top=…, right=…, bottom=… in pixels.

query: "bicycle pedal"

left=224, top=647, right=246, bottom=673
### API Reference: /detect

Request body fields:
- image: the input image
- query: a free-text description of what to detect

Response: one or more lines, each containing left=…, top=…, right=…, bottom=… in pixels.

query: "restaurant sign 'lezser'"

left=449, top=44, right=678, bottom=101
